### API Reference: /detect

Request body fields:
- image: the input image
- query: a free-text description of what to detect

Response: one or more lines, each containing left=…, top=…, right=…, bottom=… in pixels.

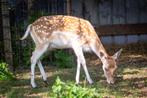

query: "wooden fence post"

left=67, top=0, right=71, bottom=15
left=1, top=0, right=13, bottom=71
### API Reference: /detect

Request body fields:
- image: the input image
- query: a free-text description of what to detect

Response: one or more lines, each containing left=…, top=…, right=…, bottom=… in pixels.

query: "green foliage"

left=53, top=50, right=75, bottom=68
left=0, top=62, right=15, bottom=80
left=50, top=77, right=101, bottom=98
left=28, top=11, right=49, bottom=23
left=22, top=44, right=35, bottom=66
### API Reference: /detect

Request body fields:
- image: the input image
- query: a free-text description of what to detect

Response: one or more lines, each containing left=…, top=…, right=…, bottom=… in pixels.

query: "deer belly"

left=49, top=31, right=74, bottom=49
left=82, top=44, right=92, bottom=52
left=49, top=39, right=71, bottom=49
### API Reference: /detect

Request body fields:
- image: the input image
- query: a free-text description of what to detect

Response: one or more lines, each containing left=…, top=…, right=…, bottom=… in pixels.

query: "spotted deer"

left=21, top=15, right=122, bottom=88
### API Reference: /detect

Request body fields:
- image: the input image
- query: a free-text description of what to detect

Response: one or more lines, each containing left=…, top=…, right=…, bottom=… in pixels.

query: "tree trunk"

left=27, top=0, right=34, bottom=16
left=1, top=0, right=13, bottom=71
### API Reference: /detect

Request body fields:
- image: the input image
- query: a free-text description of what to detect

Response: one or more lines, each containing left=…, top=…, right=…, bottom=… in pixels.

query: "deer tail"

left=20, top=24, right=32, bottom=40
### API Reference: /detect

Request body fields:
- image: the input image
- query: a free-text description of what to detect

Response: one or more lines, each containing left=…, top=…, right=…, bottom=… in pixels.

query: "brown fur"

left=31, top=15, right=97, bottom=45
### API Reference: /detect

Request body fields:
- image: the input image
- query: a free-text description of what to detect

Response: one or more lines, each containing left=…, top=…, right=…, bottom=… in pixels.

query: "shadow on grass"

left=0, top=52, right=147, bottom=98
left=0, top=78, right=50, bottom=98
left=0, top=67, right=78, bottom=98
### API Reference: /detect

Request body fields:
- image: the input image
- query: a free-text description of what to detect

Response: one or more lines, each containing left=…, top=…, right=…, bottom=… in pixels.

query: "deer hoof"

left=43, top=80, right=49, bottom=86
left=31, top=84, right=37, bottom=88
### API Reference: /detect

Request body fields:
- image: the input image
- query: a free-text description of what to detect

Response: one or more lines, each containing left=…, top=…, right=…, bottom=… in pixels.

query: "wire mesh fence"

left=7, top=0, right=68, bottom=68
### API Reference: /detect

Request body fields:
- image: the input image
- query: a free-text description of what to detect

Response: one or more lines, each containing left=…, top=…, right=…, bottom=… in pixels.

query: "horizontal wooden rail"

left=95, top=23, right=147, bottom=36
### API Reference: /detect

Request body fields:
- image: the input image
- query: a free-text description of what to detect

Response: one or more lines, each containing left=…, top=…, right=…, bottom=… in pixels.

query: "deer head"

left=102, top=49, right=122, bottom=84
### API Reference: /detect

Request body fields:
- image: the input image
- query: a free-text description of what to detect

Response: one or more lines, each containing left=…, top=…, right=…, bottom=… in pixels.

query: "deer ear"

left=113, top=48, right=123, bottom=60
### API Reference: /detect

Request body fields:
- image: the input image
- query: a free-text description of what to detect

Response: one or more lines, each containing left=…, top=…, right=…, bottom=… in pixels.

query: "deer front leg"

left=80, top=56, right=93, bottom=84
left=76, top=58, right=81, bottom=84
left=73, top=44, right=93, bottom=84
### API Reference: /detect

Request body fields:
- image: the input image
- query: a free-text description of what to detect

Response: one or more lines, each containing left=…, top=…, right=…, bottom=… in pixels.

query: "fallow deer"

left=21, top=15, right=122, bottom=88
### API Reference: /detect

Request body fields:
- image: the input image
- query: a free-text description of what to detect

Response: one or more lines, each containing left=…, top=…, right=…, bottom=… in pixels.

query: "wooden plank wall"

left=72, top=0, right=147, bottom=25
left=71, top=0, right=147, bottom=45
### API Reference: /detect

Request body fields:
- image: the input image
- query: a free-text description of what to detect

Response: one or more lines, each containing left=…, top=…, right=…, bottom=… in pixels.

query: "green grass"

left=0, top=53, right=147, bottom=98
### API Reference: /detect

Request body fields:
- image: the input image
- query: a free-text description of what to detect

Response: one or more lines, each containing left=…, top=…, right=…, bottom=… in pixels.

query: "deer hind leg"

left=72, top=45, right=93, bottom=84
left=37, top=60, right=48, bottom=85
left=30, top=43, right=49, bottom=88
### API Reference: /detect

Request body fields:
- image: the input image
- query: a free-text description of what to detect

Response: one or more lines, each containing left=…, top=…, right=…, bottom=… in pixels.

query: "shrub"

left=53, top=50, right=75, bottom=68
left=50, top=77, right=101, bottom=98
left=0, top=62, right=15, bottom=80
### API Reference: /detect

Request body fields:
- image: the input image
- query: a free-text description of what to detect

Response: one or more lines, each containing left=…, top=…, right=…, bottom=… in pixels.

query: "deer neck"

left=94, top=39, right=109, bottom=64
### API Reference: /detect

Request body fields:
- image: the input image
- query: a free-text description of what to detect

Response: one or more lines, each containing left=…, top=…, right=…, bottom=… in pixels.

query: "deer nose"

left=107, top=79, right=115, bottom=84
left=110, top=80, right=115, bottom=84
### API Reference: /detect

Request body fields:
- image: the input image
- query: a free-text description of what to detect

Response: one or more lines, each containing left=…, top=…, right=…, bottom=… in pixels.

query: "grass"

left=0, top=51, right=147, bottom=98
